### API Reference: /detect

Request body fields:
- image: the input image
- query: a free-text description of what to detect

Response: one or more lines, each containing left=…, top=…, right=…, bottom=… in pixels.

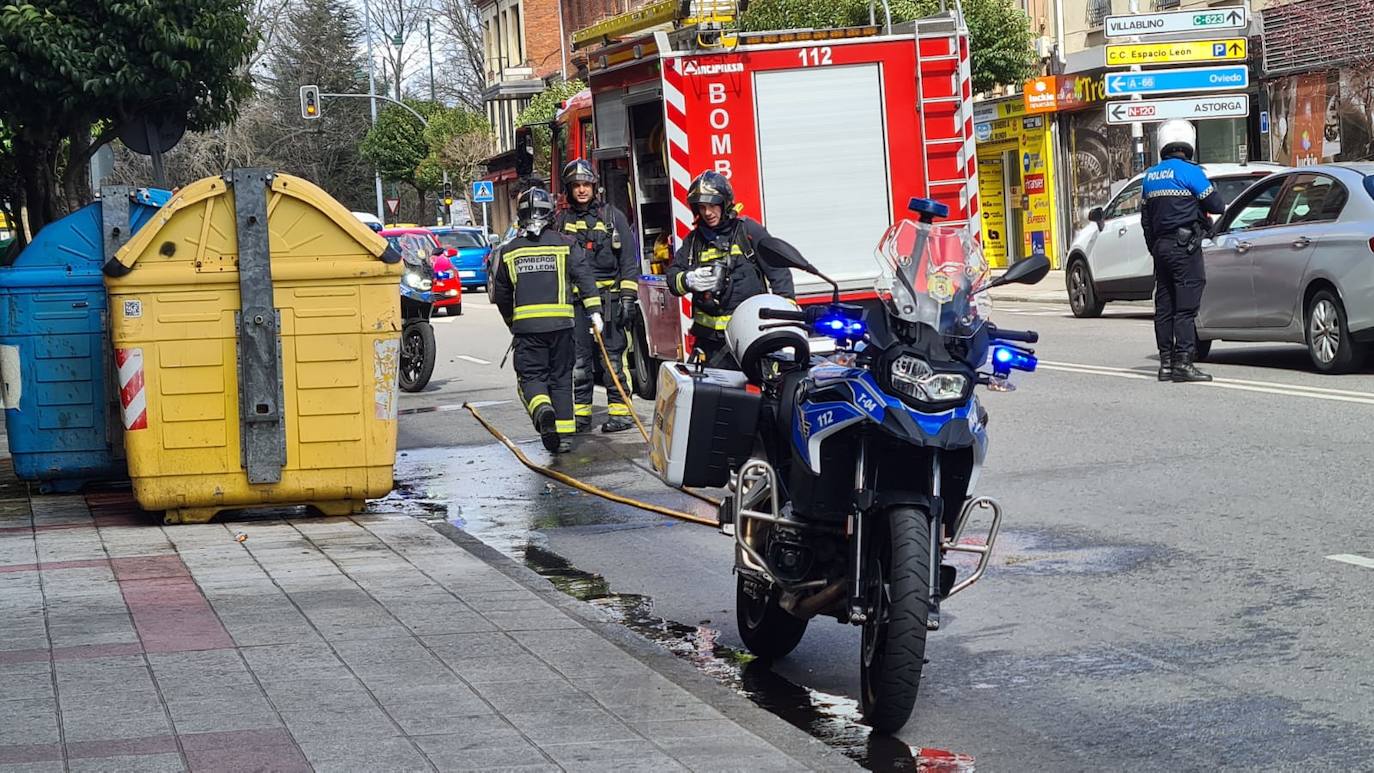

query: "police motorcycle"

left=399, top=250, right=438, bottom=393
left=650, top=198, right=1049, bottom=733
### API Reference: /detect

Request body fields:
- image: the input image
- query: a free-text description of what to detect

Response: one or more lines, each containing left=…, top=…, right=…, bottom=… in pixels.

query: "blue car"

left=430, top=226, right=493, bottom=291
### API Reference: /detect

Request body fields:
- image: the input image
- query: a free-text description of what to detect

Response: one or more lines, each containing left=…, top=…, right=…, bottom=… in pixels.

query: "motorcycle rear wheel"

left=736, top=575, right=808, bottom=660
left=400, top=320, right=436, bottom=393
left=860, top=506, right=931, bottom=734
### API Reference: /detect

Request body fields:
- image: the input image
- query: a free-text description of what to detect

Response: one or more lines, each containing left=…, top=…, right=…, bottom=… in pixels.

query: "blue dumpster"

left=0, top=187, right=170, bottom=492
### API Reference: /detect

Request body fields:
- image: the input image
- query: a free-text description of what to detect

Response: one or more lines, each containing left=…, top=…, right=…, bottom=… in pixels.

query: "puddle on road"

left=389, top=444, right=975, bottom=770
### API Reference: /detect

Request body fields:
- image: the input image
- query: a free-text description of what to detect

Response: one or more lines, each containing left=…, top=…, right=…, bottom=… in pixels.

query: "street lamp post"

left=363, top=0, right=385, bottom=222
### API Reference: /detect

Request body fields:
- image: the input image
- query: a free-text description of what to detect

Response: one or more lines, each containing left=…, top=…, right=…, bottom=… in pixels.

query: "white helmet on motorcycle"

left=725, top=294, right=810, bottom=382
left=1157, top=119, right=1196, bottom=160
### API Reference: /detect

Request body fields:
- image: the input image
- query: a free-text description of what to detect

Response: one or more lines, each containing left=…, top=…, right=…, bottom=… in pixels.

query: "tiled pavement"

left=0, top=468, right=856, bottom=772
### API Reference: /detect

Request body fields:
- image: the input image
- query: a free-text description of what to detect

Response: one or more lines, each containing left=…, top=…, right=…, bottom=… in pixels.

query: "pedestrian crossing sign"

left=472, top=181, right=495, bottom=203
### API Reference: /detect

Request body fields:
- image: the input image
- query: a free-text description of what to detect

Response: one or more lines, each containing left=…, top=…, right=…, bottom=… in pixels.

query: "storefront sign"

left=1024, top=173, right=1046, bottom=194
left=978, top=160, right=1008, bottom=266
left=1105, top=39, right=1246, bottom=68
left=1023, top=74, right=1108, bottom=114
left=1024, top=77, right=1059, bottom=113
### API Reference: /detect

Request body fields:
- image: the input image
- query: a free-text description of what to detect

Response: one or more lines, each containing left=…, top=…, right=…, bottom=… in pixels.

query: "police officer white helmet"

left=725, top=295, right=810, bottom=381
left=1157, top=119, right=1197, bottom=160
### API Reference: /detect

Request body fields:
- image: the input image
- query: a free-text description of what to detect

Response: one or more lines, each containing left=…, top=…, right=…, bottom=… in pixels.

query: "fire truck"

left=553, top=0, right=979, bottom=398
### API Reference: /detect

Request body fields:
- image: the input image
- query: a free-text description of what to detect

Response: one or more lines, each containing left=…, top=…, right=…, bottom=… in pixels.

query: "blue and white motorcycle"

left=720, top=198, right=1049, bottom=733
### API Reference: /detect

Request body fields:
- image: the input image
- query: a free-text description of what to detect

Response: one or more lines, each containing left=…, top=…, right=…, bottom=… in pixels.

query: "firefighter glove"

left=619, top=298, right=637, bottom=330
left=685, top=267, right=715, bottom=292
left=590, top=312, right=605, bottom=335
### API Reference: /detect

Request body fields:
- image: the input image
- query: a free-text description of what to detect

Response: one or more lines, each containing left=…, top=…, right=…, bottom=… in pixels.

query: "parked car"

left=1196, top=163, right=1374, bottom=373
left=1065, top=162, right=1285, bottom=318
left=430, top=226, right=494, bottom=291
left=381, top=227, right=462, bottom=315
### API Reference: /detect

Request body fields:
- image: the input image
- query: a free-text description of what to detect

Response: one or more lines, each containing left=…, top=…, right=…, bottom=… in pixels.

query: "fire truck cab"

left=554, top=1, right=978, bottom=399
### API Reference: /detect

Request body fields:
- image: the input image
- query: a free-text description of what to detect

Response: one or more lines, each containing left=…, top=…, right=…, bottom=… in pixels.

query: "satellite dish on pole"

left=118, top=116, right=187, bottom=188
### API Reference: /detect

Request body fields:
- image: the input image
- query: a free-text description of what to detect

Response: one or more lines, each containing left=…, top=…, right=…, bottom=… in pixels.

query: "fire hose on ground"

left=461, top=316, right=721, bottom=528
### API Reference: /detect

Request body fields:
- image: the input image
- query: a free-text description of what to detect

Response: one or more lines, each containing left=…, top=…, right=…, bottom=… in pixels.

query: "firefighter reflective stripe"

left=674, top=272, right=688, bottom=294
left=556, top=419, right=576, bottom=434
left=595, top=279, right=617, bottom=289
left=697, top=243, right=743, bottom=264
left=526, top=393, right=552, bottom=414
left=563, top=221, right=586, bottom=232
left=619, top=279, right=639, bottom=293
left=608, top=404, right=633, bottom=417
left=574, top=404, right=593, bottom=417
left=513, top=303, right=575, bottom=321
left=582, top=294, right=603, bottom=310
left=693, top=310, right=731, bottom=330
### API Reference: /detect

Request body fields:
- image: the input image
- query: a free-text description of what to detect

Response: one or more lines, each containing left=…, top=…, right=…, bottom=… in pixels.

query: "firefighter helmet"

left=517, top=187, right=556, bottom=234
left=562, top=159, right=598, bottom=186
left=1157, top=119, right=1196, bottom=161
left=688, top=171, right=735, bottom=220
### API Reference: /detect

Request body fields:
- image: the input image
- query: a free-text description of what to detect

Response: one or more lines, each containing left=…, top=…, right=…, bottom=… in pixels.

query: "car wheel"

left=1194, top=339, right=1213, bottom=361
left=1306, top=289, right=1368, bottom=374
left=1067, top=259, right=1105, bottom=318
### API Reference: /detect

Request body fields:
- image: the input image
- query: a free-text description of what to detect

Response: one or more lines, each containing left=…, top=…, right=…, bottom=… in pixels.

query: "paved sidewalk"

left=0, top=466, right=855, bottom=772
left=989, top=268, right=1069, bottom=305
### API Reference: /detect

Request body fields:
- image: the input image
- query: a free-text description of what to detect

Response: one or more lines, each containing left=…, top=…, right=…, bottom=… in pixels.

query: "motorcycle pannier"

left=649, top=362, right=760, bottom=488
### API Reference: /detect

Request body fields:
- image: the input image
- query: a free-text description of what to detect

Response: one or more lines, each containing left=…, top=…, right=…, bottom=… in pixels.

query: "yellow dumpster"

left=103, top=170, right=402, bottom=524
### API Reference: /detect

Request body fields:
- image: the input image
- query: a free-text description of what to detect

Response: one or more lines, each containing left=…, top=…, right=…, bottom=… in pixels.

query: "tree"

left=434, top=0, right=488, bottom=110
left=740, top=0, right=1035, bottom=93
left=370, top=0, right=430, bottom=100
left=0, top=0, right=257, bottom=237
left=516, top=79, right=585, bottom=183
left=360, top=99, right=439, bottom=221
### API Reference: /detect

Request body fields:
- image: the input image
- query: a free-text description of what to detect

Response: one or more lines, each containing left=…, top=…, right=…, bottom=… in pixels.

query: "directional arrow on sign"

left=1104, top=6, right=1247, bottom=38
left=1111, top=104, right=1128, bottom=121
left=1104, top=65, right=1250, bottom=97
left=1105, top=93, right=1250, bottom=125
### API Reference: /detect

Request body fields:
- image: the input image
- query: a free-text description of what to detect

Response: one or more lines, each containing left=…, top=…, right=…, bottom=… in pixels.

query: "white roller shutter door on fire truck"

left=754, top=63, right=891, bottom=291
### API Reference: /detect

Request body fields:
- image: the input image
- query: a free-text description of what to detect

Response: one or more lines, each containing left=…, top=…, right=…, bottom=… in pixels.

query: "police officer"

left=491, top=188, right=603, bottom=453
left=1141, top=119, right=1225, bottom=383
left=667, top=171, right=795, bottom=366
left=553, top=160, right=640, bottom=433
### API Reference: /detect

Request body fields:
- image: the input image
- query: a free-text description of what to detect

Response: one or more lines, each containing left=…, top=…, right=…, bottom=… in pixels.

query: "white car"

left=1065, top=162, right=1285, bottom=318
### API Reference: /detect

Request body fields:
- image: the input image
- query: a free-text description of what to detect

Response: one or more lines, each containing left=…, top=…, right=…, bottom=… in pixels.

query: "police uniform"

left=667, top=216, right=795, bottom=365
left=1141, top=156, right=1225, bottom=367
left=553, top=202, right=639, bottom=426
left=490, top=229, right=602, bottom=441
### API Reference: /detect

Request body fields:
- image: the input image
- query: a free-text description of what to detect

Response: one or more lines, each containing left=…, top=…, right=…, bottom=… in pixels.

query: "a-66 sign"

left=1105, top=94, right=1249, bottom=125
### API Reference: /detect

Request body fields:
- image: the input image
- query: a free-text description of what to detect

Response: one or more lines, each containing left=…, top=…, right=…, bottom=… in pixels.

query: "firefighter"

left=667, top=170, right=795, bottom=366
left=1141, top=119, right=1225, bottom=383
left=490, top=188, right=604, bottom=453
left=553, top=159, right=640, bottom=433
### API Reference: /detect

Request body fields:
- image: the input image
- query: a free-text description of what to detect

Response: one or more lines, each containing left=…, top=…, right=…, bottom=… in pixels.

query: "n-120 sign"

left=1105, top=94, right=1250, bottom=124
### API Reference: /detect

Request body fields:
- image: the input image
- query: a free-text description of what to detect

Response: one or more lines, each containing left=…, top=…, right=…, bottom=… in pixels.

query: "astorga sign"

left=1105, top=94, right=1250, bottom=125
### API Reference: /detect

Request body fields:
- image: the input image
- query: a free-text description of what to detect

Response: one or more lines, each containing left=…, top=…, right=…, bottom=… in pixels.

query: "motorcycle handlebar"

left=990, top=326, right=1039, bottom=344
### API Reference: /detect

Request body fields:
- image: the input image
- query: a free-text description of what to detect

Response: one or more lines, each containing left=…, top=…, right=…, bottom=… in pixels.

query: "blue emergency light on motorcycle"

left=816, top=314, right=866, bottom=339
left=991, top=345, right=1037, bottom=377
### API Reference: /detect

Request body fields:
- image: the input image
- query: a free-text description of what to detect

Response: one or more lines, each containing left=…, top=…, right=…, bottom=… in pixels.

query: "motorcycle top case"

left=649, top=362, right=760, bottom=488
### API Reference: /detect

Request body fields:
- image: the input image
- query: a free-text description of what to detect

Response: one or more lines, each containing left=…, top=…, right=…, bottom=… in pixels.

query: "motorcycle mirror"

left=986, top=252, right=1051, bottom=290
left=445, top=248, right=458, bottom=258
left=755, top=236, right=817, bottom=274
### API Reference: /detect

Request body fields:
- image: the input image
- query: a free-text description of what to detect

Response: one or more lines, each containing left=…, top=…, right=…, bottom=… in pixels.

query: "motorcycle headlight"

left=403, top=268, right=432, bottom=291
left=890, top=354, right=969, bottom=403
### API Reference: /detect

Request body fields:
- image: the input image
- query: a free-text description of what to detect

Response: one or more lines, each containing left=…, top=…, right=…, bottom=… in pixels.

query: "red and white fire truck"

left=553, top=0, right=979, bottom=398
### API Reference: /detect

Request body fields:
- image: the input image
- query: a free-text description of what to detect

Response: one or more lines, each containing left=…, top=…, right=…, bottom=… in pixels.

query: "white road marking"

left=456, top=355, right=491, bottom=365
left=1040, top=359, right=1374, bottom=406
left=1326, top=554, right=1374, bottom=570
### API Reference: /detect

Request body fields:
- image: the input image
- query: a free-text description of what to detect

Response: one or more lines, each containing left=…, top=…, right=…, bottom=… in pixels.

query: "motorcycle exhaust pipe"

left=785, top=580, right=847, bottom=619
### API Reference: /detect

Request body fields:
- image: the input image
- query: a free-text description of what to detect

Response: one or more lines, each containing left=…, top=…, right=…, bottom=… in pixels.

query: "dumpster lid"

left=11, top=188, right=170, bottom=276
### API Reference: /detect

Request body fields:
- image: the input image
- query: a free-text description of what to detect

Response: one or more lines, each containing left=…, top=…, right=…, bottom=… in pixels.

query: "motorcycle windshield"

left=873, top=219, right=991, bottom=339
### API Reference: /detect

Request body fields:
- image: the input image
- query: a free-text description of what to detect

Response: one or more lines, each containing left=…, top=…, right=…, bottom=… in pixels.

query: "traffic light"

left=514, top=126, right=534, bottom=177
left=442, top=180, right=453, bottom=207
left=299, top=85, right=321, bottom=120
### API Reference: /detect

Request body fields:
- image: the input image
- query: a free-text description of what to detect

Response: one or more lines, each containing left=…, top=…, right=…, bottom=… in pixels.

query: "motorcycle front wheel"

left=399, top=320, right=436, bottom=393
left=860, top=505, right=931, bottom=734
left=736, top=575, right=808, bottom=660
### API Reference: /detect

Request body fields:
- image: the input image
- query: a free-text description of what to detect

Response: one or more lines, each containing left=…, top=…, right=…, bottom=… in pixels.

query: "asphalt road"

left=394, top=293, right=1374, bottom=771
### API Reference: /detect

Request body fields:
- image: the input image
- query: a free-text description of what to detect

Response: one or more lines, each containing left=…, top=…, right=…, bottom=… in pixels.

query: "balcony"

left=1086, top=0, right=1111, bottom=28
left=483, top=61, right=543, bottom=101
left=1152, top=0, right=1179, bottom=8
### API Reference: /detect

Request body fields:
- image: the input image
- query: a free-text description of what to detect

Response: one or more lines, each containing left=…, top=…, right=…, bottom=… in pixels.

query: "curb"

left=428, top=521, right=861, bottom=772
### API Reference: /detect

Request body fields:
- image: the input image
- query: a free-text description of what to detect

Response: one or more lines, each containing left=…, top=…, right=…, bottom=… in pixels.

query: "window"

left=436, top=231, right=484, bottom=250
left=510, top=4, right=523, bottom=65
left=1272, top=174, right=1347, bottom=225
left=1104, top=180, right=1142, bottom=220
left=1213, top=174, right=1274, bottom=207
left=1152, top=0, right=1179, bottom=9
left=1086, top=0, right=1111, bottom=28
left=1220, top=175, right=1287, bottom=232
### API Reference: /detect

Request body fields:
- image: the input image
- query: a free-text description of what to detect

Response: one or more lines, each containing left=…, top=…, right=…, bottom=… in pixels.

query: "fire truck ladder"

left=914, top=5, right=974, bottom=227
left=571, top=0, right=744, bottom=51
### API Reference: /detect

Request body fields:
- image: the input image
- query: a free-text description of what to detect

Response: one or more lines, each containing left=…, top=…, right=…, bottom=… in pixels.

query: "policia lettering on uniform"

left=491, top=188, right=603, bottom=454
left=553, top=160, right=640, bottom=433
left=1141, top=119, right=1224, bottom=383
left=667, top=171, right=794, bottom=366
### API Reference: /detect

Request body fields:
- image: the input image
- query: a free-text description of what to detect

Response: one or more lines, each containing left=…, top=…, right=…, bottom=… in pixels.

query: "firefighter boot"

left=1171, top=353, right=1213, bottom=383
left=601, top=415, right=635, bottom=434
left=1157, top=350, right=1173, bottom=382
left=534, top=405, right=568, bottom=452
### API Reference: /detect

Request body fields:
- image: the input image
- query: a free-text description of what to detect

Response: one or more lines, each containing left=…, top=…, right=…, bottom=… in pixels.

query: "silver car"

left=1198, top=163, right=1374, bottom=373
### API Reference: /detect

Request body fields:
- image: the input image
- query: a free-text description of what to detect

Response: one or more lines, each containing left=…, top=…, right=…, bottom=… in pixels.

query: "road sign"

left=1260, top=111, right=1270, bottom=134
left=472, top=180, right=495, bottom=203
left=1105, top=6, right=1246, bottom=38
left=1104, top=65, right=1249, bottom=97
left=1105, top=94, right=1250, bottom=125
left=1105, top=39, right=1246, bottom=68
left=385, top=197, right=400, bottom=216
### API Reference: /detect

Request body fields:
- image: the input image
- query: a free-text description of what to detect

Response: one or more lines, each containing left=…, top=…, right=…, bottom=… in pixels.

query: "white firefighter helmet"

left=1157, top=119, right=1196, bottom=160
left=725, top=294, right=810, bottom=382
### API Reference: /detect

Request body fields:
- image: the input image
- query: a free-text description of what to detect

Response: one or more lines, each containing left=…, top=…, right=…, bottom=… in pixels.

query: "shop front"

left=973, top=96, right=1060, bottom=269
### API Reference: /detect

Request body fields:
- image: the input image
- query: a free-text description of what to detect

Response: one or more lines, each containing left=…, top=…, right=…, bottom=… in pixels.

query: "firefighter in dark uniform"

left=491, top=188, right=603, bottom=453
left=1141, top=119, right=1225, bottom=383
left=666, top=171, right=795, bottom=366
left=553, top=160, right=640, bottom=433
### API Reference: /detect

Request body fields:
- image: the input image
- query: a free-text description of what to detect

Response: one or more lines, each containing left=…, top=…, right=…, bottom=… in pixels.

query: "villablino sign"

left=1104, top=7, right=1247, bottom=38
